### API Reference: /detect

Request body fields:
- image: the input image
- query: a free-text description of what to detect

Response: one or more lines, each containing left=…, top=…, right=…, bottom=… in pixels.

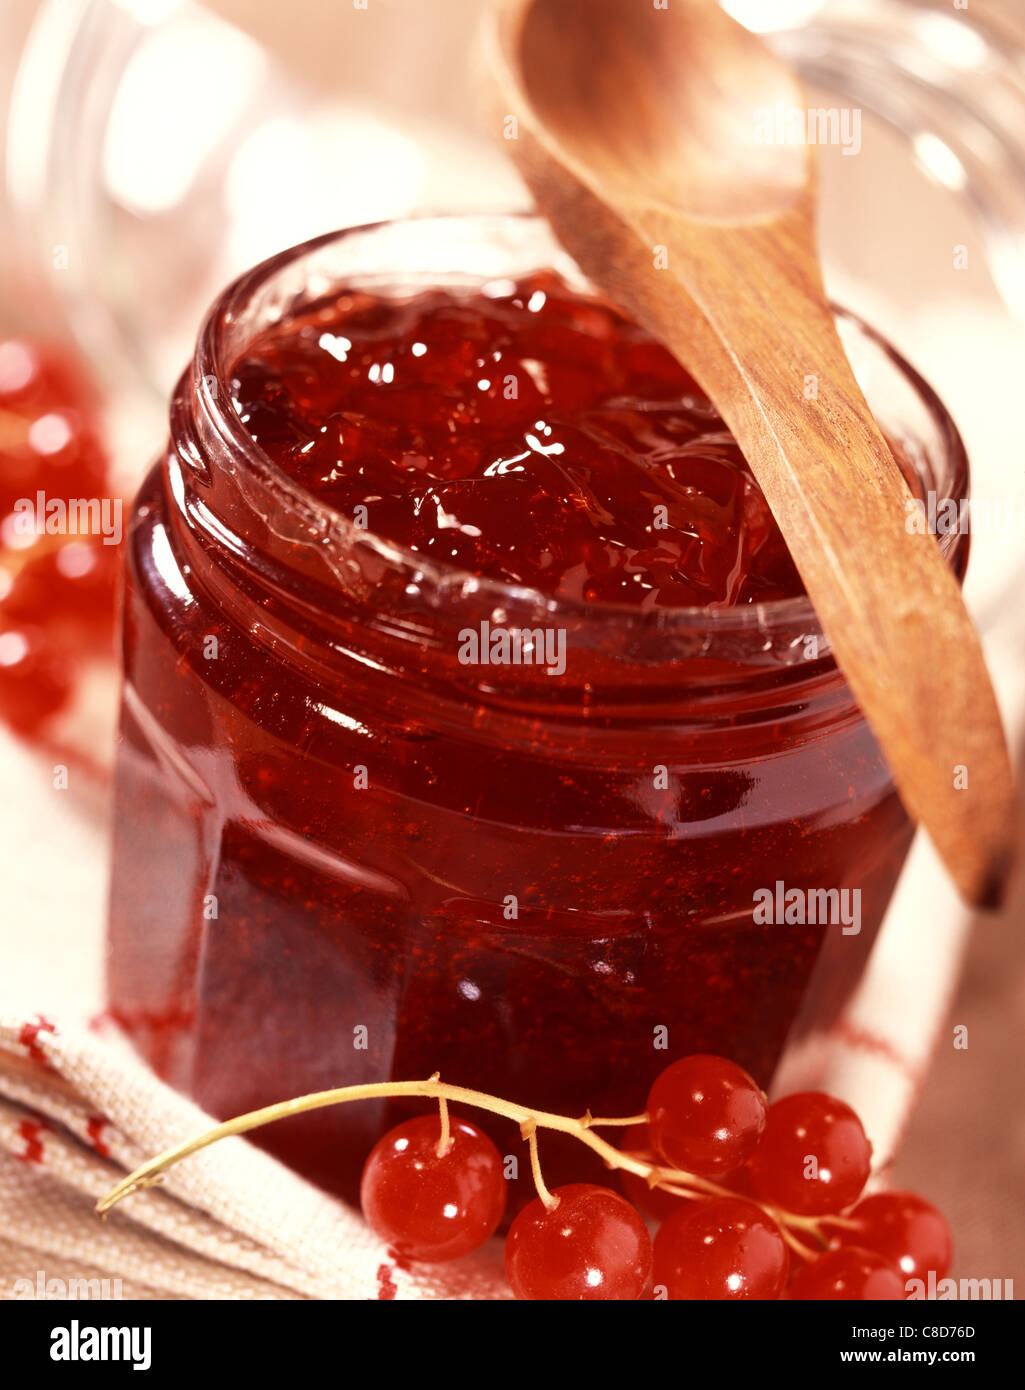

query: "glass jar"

left=106, top=214, right=968, bottom=1205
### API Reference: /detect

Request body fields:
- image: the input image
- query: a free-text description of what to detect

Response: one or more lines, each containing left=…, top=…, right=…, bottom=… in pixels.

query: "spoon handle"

left=553, top=195, right=1015, bottom=905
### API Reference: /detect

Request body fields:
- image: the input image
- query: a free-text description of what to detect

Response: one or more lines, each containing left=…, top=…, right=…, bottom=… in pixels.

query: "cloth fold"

left=0, top=1014, right=508, bottom=1301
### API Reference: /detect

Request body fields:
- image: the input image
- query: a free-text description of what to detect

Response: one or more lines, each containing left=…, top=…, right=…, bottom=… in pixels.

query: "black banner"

left=0, top=1296, right=1014, bottom=1375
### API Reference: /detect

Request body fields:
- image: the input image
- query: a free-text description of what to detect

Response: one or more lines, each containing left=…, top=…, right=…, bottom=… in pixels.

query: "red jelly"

left=228, top=269, right=805, bottom=609
left=107, top=217, right=968, bottom=1208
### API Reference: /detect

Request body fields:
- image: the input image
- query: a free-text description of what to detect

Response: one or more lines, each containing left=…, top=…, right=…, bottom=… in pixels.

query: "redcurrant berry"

left=3, top=541, right=119, bottom=649
left=505, top=1184, right=652, bottom=1300
left=0, top=340, right=108, bottom=513
left=749, top=1092, right=871, bottom=1215
left=839, top=1191, right=952, bottom=1280
left=0, top=626, right=73, bottom=733
left=721, top=1163, right=758, bottom=1199
left=0, top=339, right=95, bottom=414
left=0, top=414, right=108, bottom=514
left=789, top=1246, right=905, bottom=1300
left=653, top=1197, right=789, bottom=1300
left=646, top=1054, right=766, bottom=1177
left=360, top=1114, right=506, bottom=1261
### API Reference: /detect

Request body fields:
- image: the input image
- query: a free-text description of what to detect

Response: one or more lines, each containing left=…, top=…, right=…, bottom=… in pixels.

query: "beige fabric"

left=0, top=1014, right=509, bottom=1301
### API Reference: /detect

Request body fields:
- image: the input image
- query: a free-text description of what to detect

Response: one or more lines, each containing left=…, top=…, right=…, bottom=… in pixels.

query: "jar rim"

left=191, top=212, right=969, bottom=641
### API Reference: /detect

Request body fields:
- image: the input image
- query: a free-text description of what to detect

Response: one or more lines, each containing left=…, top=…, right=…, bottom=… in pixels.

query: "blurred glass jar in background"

left=1, top=0, right=1023, bottom=624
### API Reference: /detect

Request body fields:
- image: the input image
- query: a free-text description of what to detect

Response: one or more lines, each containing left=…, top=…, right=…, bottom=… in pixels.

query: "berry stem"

left=815, top=1213, right=865, bottom=1231
left=93, top=1074, right=859, bottom=1250
left=522, top=1120, right=557, bottom=1211
left=436, top=1097, right=452, bottom=1156
left=433, top=1073, right=453, bottom=1157
left=777, top=1222, right=825, bottom=1264
left=581, top=1113, right=649, bottom=1128
left=645, top=1166, right=731, bottom=1198
left=96, top=1075, right=663, bottom=1215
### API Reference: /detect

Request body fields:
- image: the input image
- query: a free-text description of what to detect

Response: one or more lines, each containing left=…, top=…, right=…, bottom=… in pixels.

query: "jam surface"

left=228, top=272, right=804, bottom=609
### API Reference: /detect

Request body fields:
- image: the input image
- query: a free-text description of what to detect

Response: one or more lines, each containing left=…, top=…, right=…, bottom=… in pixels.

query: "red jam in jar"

left=228, top=268, right=806, bottom=609
left=107, top=217, right=968, bottom=1207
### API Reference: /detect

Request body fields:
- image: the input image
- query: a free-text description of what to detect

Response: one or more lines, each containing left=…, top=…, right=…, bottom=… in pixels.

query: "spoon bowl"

left=515, top=0, right=808, bottom=221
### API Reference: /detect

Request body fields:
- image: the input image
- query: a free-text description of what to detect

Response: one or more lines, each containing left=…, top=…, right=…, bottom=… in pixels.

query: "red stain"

left=105, top=1002, right=196, bottom=1034
left=834, top=1020, right=921, bottom=1084
left=86, top=1116, right=111, bottom=1158
left=18, top=1015, right=58, bottom=1066
left=18, top=1118, right=49, bottom=1164
left=375, top=1263, right=398, bottom=1300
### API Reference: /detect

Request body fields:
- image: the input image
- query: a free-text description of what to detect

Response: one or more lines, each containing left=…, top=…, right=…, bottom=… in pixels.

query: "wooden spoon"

left=487, top=0, right=1017, bottom=907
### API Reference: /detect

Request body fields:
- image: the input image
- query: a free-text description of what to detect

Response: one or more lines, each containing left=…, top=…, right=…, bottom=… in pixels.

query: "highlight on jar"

left=0, top=0, right=1023, bottom=1332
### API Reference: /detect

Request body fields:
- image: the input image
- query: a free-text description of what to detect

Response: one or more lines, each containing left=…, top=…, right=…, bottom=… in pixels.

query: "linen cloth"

left=0, top=1012, right=508, bottom=1300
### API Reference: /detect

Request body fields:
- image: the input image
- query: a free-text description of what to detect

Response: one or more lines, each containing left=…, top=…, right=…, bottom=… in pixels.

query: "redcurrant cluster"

left=0, top=339, right=119, bottom=736
left=358, top=1055, right=952, bottom=1301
